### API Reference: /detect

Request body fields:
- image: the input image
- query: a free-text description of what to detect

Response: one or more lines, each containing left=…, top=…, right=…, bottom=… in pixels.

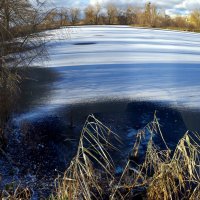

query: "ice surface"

left=44, top=26, right=200, bottom=67
left=18, top=26, right=200, bottom=120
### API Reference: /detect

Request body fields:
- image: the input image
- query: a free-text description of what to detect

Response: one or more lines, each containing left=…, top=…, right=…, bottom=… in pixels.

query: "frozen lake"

left=18, top=26, right=200, bottom=120
left=5, top=26, right=200, bottom=198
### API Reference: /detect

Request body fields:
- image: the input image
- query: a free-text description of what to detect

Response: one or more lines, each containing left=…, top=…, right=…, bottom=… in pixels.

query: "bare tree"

left=125, top=5, right=137, bottom=25
left=0, top=0, right=49, bottom=147
left=117, top=8, right=126, bottom=25
left=106, top=3, right=118, bottom=25
left=94, top=3, right=101, bottom=25
left=190, top=9, right=200, bottom=29
left=140, top=2, right=159, bottom=27
left=58, top=8, right=69, bottom=26
left=151, top=4, right=159, bottom=27
left=173, top=16, right=188, bottom=29
left=69, top=8, right=80, bottom=25
left=159, top=14, right=173, bottom=27
left=142, top=2, right=151, bottom=26
left=43, top=10, right=57, bottom=28
left=84, top=5, right=95, bottom=24
left=84, top=3, right=101, bottom=25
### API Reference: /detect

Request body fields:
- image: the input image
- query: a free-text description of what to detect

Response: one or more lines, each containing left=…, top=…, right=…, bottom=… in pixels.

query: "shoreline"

left=1, top=99, right=200, bottom=198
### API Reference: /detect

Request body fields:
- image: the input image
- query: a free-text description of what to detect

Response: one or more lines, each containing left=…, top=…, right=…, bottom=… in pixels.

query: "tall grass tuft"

left=146, top=131, right=200, bottom=200
left=2, top=114, right=199, bottom=199
left=111, top=113, right=200, bottom=200
left=51, top=114, right=121, bottom=200
left=53, top=113, right=200, bottom=200
left=0, top=184, right=31, bottom=200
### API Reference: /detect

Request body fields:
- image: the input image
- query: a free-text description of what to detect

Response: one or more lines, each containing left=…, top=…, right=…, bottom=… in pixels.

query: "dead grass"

left=53, top=113, right=200, bottom=200
left=51, top=114, right=121, bottom=200
left=0, top=184, right=32, bottom=200
left=111, top=113, right=200, bottom=200
left=1, top=113, right=199, bottom=199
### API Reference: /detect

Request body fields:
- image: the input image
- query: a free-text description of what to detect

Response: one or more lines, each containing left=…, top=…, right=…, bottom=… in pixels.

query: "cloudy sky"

left=49, top=0, right=200, bottom=16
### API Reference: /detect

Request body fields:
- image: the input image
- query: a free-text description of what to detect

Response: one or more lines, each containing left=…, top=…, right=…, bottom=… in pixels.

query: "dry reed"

left=53, top=113, right=200, bottom=200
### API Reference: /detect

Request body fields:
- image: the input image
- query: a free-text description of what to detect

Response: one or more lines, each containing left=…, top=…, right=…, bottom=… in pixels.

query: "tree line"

left=49, top=2, right=200, bottom=31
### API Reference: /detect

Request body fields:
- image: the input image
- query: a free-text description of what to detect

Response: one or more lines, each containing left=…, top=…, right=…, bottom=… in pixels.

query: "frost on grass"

left=51, top=114, right=200, bottom=200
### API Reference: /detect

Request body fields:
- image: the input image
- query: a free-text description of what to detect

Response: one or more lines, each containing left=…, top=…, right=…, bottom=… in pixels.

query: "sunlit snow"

left=44, top=26, right=200, bottom=106
left=19, top=26, right=200, bottom=120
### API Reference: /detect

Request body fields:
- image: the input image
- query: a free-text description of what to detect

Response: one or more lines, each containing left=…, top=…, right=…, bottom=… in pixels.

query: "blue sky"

left=49, top=0, right=200, bottom=16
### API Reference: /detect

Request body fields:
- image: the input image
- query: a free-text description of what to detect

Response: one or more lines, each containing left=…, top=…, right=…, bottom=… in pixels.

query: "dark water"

left=13, top=65, right=200, bottom=153
left=14, top=64, right=200, bottom=139
left=14, top=63, right=200, bottom=121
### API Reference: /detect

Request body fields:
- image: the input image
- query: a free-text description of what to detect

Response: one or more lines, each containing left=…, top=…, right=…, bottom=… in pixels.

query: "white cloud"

left=176, top=0, right=200, bottom=11
left=47, top=0, right=88, bottom=8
